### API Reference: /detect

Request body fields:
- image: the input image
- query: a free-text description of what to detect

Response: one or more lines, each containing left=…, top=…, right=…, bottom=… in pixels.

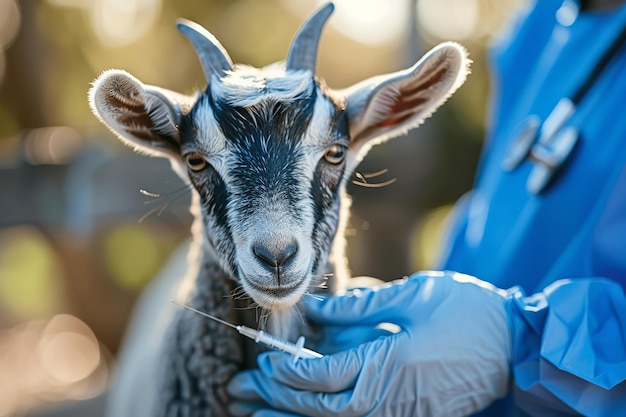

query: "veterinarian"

left=228, top=0, right=626, bottom=415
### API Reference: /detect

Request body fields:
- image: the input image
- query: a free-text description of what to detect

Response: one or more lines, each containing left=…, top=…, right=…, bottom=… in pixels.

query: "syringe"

left=171, top=300, right=323, bottom=362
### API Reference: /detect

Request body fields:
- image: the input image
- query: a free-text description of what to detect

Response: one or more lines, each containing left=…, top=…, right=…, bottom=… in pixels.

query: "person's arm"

left=510, top=278, right=626, bottom=416
left=227, top=272, right=626, bottom=417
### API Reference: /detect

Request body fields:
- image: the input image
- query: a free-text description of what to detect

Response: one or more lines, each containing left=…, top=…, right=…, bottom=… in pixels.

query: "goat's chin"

left=241, top=279, right=308, bottom=311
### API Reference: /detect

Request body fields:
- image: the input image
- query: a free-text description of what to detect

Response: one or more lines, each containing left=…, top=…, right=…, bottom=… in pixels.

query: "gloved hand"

left=227, top=271, right=514, bottom=417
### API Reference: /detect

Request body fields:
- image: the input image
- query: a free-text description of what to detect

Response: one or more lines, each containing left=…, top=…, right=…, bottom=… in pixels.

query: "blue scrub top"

left=436, top=0, right=626, bottom=415
left=439, top=0, right=626, bottom=294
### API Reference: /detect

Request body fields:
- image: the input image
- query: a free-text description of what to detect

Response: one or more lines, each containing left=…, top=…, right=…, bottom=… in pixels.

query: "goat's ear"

left=342, top=42, right=470, bottom=153
left=89, top=69, right=192, bottom=160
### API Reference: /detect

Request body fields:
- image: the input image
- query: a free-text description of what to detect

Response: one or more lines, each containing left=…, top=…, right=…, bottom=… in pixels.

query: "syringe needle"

left=171, top=300, right=323, bottom=360
left=170, top=300, right=238, bottom=330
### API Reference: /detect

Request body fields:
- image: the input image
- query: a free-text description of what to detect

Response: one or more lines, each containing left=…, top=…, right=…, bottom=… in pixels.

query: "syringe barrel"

left=238, top=326, right=322, bottom=359
left=255, top=330, right=296, bottom=353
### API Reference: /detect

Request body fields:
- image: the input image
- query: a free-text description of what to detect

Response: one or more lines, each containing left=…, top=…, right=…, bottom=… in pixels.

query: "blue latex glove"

left=228, top=271, right=513, bottom=417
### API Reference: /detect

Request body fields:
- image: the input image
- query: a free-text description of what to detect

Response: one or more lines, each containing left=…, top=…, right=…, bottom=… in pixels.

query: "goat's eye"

left=323, top=145, right=346, bottom=165
left=186, top=153, right=207, bottom=171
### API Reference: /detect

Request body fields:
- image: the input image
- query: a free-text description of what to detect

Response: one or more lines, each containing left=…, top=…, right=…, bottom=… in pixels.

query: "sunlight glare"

left=89, top=0, right=161, bottom=47
left=283, top=0, right=412, bottom=46
left=417, top=0, right=479, bottom=41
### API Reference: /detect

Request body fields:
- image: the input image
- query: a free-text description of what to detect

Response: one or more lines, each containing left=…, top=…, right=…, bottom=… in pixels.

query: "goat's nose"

left=253, top=241, right=298, bottom=270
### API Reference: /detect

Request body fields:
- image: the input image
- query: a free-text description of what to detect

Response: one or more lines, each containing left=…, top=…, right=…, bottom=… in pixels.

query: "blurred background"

left=0, top=0, right=526, bottom=415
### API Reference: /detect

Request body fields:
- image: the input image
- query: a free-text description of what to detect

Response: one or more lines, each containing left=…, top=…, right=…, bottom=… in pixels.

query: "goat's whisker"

left=228, top=286, right=250, bottom=300
left=361, top=168, right=391, bottom=179
left=352, top=177, right=397, bottom=188
left=233, top=302, right=259, bottom=311
left=138, top=202, right=170, bottom=223
left=258, top=308, right=272, bottom=329
left=138, top=185, right=192, bottom=222
left=140, top=189, right=161, bottom=198
left=352, top=169, right=397, bottom=188
left=293, top=302, right=306, bottom=326
left=141, top=184, right=190, bottom=205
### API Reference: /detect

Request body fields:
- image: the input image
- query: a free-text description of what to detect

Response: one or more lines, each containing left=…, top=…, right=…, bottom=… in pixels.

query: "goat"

left=88, top=3, right=469, bottom=416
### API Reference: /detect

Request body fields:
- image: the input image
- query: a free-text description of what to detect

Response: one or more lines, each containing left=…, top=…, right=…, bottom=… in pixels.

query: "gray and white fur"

left=88, top=3, right=470, bottom=416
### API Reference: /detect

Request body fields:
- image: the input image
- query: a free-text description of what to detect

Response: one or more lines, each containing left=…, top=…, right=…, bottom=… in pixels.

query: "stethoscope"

left=501, top=0, right=626, bottom=194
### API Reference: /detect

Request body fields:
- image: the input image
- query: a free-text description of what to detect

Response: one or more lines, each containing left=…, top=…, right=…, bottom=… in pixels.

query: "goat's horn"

left=176, top=18, right=234, bottom=80
left=286, top=2, right=334, bottom=73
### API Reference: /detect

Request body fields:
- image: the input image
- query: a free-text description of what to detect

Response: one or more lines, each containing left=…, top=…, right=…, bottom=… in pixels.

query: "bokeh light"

left=0, top=0, right=20, bottom=84
left=417, top=0, right=479, bottom=40
left=411, top=204, right=454, bottom=270
left=22, top=126, right=84, bottom=165
left=103, top=224, right=168, bottom=292
left=0, top=0, right=20, bottom=48
left=281, top=0, right=412, bottom=46
left=0, top=315, right=108, bottom=416
left=49, top=0, right=163, bottom=48
left=417, top=0, right=528, bottom=42
left=89, top=0, right=162, bottom=47
left=0, top=226, right=62, bottom=320
left=38, top=314, right=101, bottom=385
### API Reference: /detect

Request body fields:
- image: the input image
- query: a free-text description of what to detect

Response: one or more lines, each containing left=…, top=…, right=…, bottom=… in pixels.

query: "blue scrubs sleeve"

left=509, top=279, right=626, bottom=416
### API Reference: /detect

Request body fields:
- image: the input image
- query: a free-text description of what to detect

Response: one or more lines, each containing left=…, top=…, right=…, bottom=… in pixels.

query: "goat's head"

left=89, top=3, right=469, bottom=312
